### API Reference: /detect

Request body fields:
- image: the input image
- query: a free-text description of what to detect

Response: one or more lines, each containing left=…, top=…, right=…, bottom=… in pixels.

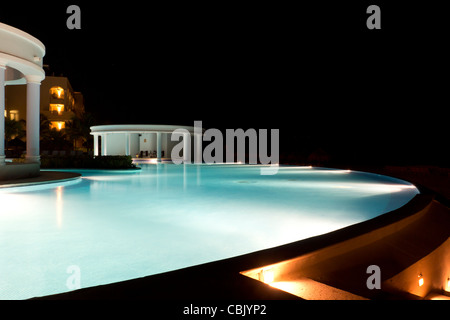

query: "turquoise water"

left=0, top=165, right=418, bottom=300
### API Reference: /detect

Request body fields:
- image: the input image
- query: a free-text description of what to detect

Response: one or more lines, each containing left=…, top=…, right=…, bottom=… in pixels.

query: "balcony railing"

left=42, top=111, right=76, bottom=121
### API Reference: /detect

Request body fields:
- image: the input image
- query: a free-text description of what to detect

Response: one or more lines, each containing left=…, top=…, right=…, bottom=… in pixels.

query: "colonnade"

left=91, top=125, right=203, bottom=164
left=0, top=23, right=46, bottom=167
left=0, top=65, right=42, bottom=165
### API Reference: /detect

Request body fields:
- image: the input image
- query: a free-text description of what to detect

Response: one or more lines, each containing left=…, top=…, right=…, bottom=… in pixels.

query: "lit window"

left=10, top=110, right=19, bottom=121
left=50, top=87, right=65, bottom=99
left=50, top=104, right=65, bottom=115
left=50, top=121, right=66, bottom=131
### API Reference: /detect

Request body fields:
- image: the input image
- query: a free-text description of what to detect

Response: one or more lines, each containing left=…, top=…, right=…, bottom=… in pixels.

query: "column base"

left=26, top=155, right=41, bottom=164
left=0, top=155, right=5, bottom=166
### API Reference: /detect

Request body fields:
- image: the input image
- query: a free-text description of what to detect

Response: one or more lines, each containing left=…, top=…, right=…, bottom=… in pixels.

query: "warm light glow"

left=50, top=121, right=66, bottom=131
left=418, top=274, right=424, bottom=287
left=262, top=269, right=274, bottom=284
left=428, top=294, right=450, bottom=300
left=56, top=186, right=63, bottom=228
left=270, top=281, right=298, bottom=292
left=133, top=159, right=159, bottom=164
left=446, top=278, right=450, bottom=291
left=9, top=110, right=19, bottom=121
left=266, top=279, right=368, bottom=300
left=50, top=87, right=65, bottom=99
left=50, top=104, right=65, bottom=115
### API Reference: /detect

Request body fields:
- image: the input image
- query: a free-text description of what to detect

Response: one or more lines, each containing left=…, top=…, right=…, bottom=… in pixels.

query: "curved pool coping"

left=0, top=171, right=82, bottom=189
left=0, top=167, right=144, bottom=189
left=32, top=168, right=450, bottom=300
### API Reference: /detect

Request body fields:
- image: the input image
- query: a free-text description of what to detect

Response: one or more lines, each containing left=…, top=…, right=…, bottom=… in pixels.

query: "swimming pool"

left=0, top=165, right=419, bottom=300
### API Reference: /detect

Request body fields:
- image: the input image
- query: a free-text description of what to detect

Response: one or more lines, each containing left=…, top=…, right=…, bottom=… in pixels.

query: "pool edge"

left=0, top=171, right=82, bottom=189
left=35, top=192, right=450, bottom=300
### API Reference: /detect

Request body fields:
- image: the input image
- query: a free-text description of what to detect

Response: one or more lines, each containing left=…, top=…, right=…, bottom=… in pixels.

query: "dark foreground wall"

left=0, top=163, right=40, bottom=181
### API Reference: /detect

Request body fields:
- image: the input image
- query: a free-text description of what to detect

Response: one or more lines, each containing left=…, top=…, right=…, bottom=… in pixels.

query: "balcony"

left=42, top=110, right=76, bottom=122
left=49, top=97, right=65, bottom=105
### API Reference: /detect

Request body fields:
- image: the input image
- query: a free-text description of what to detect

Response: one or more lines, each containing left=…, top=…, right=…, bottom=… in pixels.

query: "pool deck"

left=0, top=171, right=81, bottom=188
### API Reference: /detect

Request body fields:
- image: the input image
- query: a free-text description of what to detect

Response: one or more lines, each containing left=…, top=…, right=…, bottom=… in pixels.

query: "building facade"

left=5, top=75, right=85, bottom=132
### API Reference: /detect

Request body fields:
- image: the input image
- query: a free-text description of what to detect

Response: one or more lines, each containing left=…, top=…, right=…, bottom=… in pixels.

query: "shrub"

left=40, top=155, right=138, bottom=170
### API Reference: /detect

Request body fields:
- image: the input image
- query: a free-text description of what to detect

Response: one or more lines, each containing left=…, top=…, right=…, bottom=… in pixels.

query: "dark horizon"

left=1, top=2, right=447, bottom=166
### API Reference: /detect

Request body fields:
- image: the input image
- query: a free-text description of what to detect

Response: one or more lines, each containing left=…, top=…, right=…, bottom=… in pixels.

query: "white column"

left=183, top=132, right=191, bottom=164
left=156, top=132, right=162, bottom=163
left=26, top=76, right=42, bottom=164
left=125, top=133, right=131, bottom=156
left=0, top=65, right=6, bottom=165
left=162, top=133, right=168, bottom=158
left=93, top=134, right=99, bottom=156
left=102, top=134, right=108, bottom=156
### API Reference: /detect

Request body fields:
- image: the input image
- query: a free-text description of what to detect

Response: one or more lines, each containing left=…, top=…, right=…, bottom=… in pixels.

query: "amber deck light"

left=242, top=264, right=280, bottom=286
left=261, top=268, right=274, bottom=284
left=418, top=274, right=424, bottom=287
left=241, top=263, right=368, bottom=300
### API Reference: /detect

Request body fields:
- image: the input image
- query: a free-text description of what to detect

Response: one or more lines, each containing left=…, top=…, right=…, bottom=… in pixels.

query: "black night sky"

left=1, top=1, right=448, bottom=166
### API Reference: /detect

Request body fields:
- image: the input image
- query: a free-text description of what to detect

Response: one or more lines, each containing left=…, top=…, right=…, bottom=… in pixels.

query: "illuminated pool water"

left=0, top=165, right=419, bottom=300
